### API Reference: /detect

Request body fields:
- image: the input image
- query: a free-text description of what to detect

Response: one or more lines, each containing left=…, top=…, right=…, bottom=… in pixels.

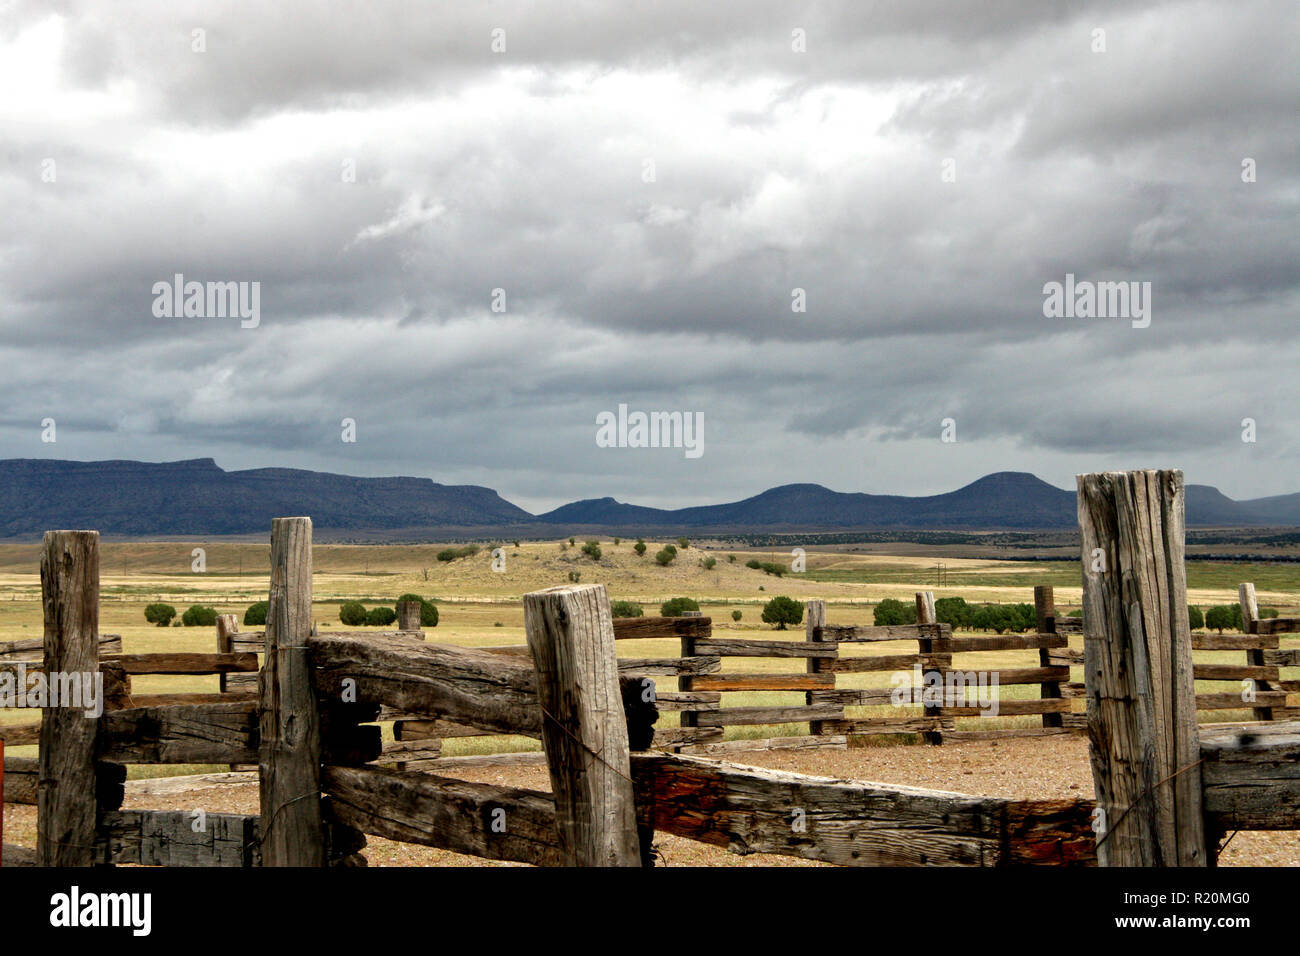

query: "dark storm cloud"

left=0, top=0, right=1296, bottom=509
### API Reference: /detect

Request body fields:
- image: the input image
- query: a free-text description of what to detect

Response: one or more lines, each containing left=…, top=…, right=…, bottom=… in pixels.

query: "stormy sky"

left=2, top=1, right=1296, bottom=512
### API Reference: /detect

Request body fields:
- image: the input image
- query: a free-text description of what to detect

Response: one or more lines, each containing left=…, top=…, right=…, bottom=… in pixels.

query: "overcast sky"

left=1, top=1, right=1296, bottom=512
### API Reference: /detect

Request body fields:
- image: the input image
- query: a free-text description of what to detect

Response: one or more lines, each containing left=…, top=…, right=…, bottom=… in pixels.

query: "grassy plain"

left=1, top=537, right=1296, bottom=773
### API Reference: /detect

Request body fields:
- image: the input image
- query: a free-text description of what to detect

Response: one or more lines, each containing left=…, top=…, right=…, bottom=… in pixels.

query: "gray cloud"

left=0, top=0, right=1296, bottom=511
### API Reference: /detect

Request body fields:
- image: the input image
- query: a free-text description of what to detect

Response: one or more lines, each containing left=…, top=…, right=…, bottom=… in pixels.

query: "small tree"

left=366, top=606, right=397, bottom=626
left=873, top=598, right=911, bottom=627
left=677, top=538, right=690, bottom=549
left=634, top=539, right=647, bottom=556
left=1205, top=605, right=1234, bottom=634
left=655, top=548, right=676, bottom=566
left=613, top=537, right=621, bottom=546
left=661, top=596, right=700, bottom=617
left=728, top=554, right=736, bottom=563
left=569, top=537, right=575, bottom=547
left=144, top=603, right=176, bottom=627
left=934, top=596, right=971, bottom=629
left=745, top=559, right=761, bottom=570
left=1188, top=605, right=1204, bottom=631
left=701, top=556, right=717, bottom=570
left=731, top=609, right=742, bottom=621
left=610, top=600, right=643, bottom=618
left=581, top=540, right=602, bottom=560
left=340, top=601, right=368, bottom=626
left=243, top=601, right=268, bottom=626
left=761, top=596, right=803, bottom=630
left=181, top=605, right=218, bottom=627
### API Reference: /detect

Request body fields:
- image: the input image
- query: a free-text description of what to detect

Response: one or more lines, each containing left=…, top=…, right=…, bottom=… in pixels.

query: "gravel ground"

left=4, top=737, right=1294, bottom=866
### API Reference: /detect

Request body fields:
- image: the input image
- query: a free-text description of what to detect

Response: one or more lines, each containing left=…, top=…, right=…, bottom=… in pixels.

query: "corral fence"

left=2, top=468, right=1298, bottom=867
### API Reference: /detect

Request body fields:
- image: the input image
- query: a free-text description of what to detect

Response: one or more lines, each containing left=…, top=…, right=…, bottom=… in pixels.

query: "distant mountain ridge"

left=0, top=459, right=1297, bottom=537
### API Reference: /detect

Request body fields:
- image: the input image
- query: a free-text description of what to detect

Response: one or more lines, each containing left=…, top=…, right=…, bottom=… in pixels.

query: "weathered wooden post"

left=216, top=613, right=237, bottom=694
left=37, top=530, right=101, bottom=866
left=915, top=591, right=943, bottom=745
left=1237, top=583, right=1275, bottom=721
left=1077, top=469, right=1207, bottom=866
left=397, top=599, right=423, bottom=633
left=1034, top=586, right=1064, bottom=729
left=259, top=517, right=325, bottom=866
left=805, top=600, right=827, bottom=736
left=524, top=583, right=640, bottom=866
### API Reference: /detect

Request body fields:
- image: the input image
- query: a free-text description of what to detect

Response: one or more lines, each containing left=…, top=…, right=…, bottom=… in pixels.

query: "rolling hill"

left=0, top=459, right=1296, bottom=537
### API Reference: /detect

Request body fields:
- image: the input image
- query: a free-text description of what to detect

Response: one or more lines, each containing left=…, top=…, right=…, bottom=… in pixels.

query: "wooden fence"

left=4, top=472, right=1298, bottom=867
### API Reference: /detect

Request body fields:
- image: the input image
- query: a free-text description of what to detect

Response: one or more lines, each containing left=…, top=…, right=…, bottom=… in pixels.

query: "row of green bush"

left=608, top=595, right=800, bottom=629
left=143, top=594, right=440, bottom=629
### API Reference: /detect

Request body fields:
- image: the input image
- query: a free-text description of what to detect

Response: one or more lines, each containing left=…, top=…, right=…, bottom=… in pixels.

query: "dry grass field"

left=3, top=536, right=1297, bottom=865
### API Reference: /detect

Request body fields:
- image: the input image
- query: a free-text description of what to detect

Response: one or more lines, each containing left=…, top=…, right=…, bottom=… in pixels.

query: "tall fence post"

left=805, top=600, right=827, bottom=736
left=1077, top=469, right=1207, bottom=866
left=397, top=600, right=423, bottom=633
left=1034, top=586, right=1064, bottom=729
left=258, top=517, right=324, bottom=866
left=1237, top=583, right=1274, bottom=721
left=216, top=613, right=237, bottom=694
left=524, top=583, right=640, bottom=866
left=37, top=530, right=101, bottom=866
left=915, top=591, right=942, bottom=745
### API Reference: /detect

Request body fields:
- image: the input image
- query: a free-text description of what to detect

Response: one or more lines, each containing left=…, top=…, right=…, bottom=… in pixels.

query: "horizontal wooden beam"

left=938, top=634, right=1068, bottom=653
left=308, top=633, right=542, bottom=739
left=1195, top=692, right=1290, bottom=711
left=2, top=755, right=36, bottom=804
left=321, top=764, right=564, bottom=866
left=1263, top=649, right=1300, bottom=667
left=97, top=702, right=259, bottom=764
left=97, top=810, right=259, bottom=866
left=696, top=704, right=844, bottom=727
left=1253, top=618, right=1300, bottom=636
left=831, top=653, right=950, bottom=674
left=612, top=616, right=712, bottom=641
left=815, top=623, right=948, bottom=643
left=0, top=634, right=121, bottom=661
left=629, top=751, right=1095, bottom=866
left=103, top=652, right=259, bottom=675
left=617, top=657, right=721, bottom=677
left=694, top=638, right=838, bottom=659
left=823, top=717, right=955, bottom=735
left=1200, top=722, right=1300, bottom=830
left=0, top=720, right=41, bottom=745
left=691, top=672, right=834, bottom=692
left=1192, top=664, right=1279, bottom=682
left=942, top=698, right=1075, bottom=717
left=1192, top=633, right=1278, bottom=651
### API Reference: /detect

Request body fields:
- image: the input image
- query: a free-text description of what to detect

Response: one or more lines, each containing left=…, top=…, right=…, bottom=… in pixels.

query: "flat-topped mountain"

left=0, top=459, right=1295, bottom=537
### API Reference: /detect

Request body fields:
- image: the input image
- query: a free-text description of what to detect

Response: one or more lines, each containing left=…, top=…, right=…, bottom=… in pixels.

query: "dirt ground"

left=5, top=737, right=1294, bottom=866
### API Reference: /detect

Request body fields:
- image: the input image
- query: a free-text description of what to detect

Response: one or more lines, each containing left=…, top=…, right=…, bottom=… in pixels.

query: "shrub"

left=634, top=539, right=647, bottom=556
left=396, top=593, right=439, bottom=627
left=758, top=562, right=786, bottom=577
left=144, top=602, right=177, bottom=627
left=1205, top=605, right=1236, bottom=634
left=366, top=606, right=397, bottom=626
left=181, top=605, right=218, bottom=627
left=761, top=596, right=803, bottom=630
left=1188, top=605, right=1204, bottom=630
left=243, top=601, right=268, bottom=626
left=731, top=610, right=742, bottom=621
left=569, top=538, right=575, bottom=547
left=873, top=598, right=913, bottom=627
left=745, top=559, right=761, bottom=570
left=661, top=597, right=700, bottom=617
left=676, top=538, right=690, bottom=550
left=654, top=548, right=676, bottom=566
left=610, top=600, right=643, bottom=618
left=728, top=554, right=736, bottom=563
left=701, top=556, right=717, bottom=570
left=933, top=596, right=971, bottom=629
left=339, top=601, right=368, bottom=626
left=436, top=545, right=480, bottom=562
left=613, top=537, right=621, bottom=546
left=568, top=570, right=581, bottom=582
left=581, top=540, right=602, bottom=560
